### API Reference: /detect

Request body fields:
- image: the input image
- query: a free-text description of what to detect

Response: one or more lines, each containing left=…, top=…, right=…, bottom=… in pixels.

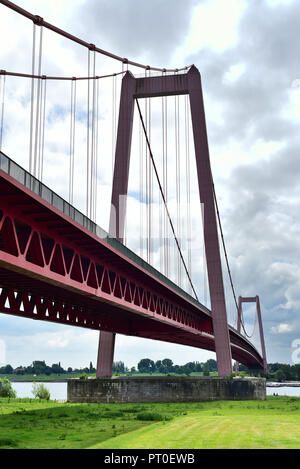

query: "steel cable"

left=136, top=98, right=198, bottom=300
left=0, top=73, right=6, bottom=151
left=0, top=0, right=192, bottom=74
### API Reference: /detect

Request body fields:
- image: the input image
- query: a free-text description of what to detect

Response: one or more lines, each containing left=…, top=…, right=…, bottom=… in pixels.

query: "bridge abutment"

left=67, top=376, right=266, bottom=403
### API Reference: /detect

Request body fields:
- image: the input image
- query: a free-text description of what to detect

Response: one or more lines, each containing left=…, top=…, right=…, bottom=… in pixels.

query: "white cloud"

left=271, top=323, right=293, bottom=334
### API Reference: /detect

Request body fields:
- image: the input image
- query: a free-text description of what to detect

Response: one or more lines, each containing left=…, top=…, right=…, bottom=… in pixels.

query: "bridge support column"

left=187, top=66, right=232, bottom=376
left=96, top=71, right=136, bottom=378
left=96, top=331, right=116, bottom=377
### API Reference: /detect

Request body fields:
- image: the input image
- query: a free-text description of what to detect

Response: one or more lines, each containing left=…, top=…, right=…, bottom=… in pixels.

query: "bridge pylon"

left=236, top=296, right=268, bottom=374
left=96, top=66, right=233, bottom=377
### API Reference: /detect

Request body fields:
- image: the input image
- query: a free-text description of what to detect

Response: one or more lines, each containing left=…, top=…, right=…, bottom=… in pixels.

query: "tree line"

left=1, top=359, right=299, bottom=380
left=0, top=360, right=96, bottom=376
left=114, top=358, right=219, bottom=375
left=0, top=358, right=218, bottom=376
left=267, top=363, right=300, bottom=382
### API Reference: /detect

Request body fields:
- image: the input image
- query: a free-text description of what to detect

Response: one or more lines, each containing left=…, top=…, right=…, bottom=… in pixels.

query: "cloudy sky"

left=0, top=0, right=299, bottom=370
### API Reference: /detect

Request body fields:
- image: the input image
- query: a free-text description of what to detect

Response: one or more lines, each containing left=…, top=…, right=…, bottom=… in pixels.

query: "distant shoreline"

left=10, top=378, right=68, bottom=383
left=6, top=379, right=300, bottom=387
left=267, top=382, right=300, bottom=388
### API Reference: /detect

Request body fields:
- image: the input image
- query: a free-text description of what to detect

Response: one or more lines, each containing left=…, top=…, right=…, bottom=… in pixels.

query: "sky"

left=0, top=0, right=300, bottom=370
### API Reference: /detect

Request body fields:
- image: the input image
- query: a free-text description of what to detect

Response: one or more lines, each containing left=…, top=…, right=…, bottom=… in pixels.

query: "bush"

left=32, top=383, right=50, bottom=400
left=136, top=412, right=171, bottom=421
left=79, top=373, right=88, bottom=380
left=0, top=378, right=17, bottom=398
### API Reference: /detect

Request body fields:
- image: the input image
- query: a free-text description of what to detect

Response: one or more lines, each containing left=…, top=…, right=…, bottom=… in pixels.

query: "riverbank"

left=0, top=373, right=93, bottom=382
left=0, top=396, right=300, bottom=449
left=9, top=379, right=68, bottom=383
left=5, top=377, right=300, bottom=387
left=267, top=381, right=300, bottom=387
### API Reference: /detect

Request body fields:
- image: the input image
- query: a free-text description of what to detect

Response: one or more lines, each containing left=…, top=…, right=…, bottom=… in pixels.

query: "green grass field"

left=0, top=396, right=299, bottom=449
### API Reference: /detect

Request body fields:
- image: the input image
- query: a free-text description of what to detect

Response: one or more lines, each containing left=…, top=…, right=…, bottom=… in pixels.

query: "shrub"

left=136, top=412, right=171, bottom=421
left=79, top=373, right=88, bottom=380
left=0, top=437, right=17, bottom=447
left=0, top=378, right=17, bottom=398
left=32, top=383, right=50, bottom=400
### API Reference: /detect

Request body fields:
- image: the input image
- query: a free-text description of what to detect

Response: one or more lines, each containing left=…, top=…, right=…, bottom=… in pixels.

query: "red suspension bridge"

left=0, top=0, right=267, bottom=376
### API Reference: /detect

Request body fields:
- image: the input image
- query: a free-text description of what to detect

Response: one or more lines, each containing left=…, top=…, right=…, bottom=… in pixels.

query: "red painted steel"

left=98, top=67, right=233, bottom=376
left=0, top=166, right=263, bottom=369
left=236, top=296, right=268, bottom=373
left=96, top=72, right=136, bottom=376
left=187, top=66, right=232, bottom=376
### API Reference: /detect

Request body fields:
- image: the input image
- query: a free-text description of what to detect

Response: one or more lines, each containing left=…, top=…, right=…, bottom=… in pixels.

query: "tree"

left=274, top=369, right=285, bottom=382
left=89, top=361, right=95, bottom=373
left=113, top=361, right=125, bottom=374
left=182, top=365, right=192, bottom=376
left=161, top=359, right=173, bottom=373
left=293, top=364, right=300, bottom=380
left=32, top=361, right=48, bottom=375
left=137, top=358, right=155, bottom=374
left=32, top=382, right=50, bottom=400
left=206, top=359, right=217, bottom=372
left=1, top=364, right=13, bottom=375
left=155, top=360, right=163, bottom=373
left=0, top=378, right=16, bottom=398
left=51, top=363, right=65, bottom=374
left=194, top=362, right=203, bottom=373
left=183, top=362, right=196, bottom=374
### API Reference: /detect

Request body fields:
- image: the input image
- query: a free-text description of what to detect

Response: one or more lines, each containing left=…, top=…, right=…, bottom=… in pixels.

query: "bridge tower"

left=236, top=296, right=268, bottom=374
left=96, top=66, right=233, bottom=377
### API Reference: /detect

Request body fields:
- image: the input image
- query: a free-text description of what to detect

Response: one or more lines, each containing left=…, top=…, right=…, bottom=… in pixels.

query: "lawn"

left=0, top=396, right=299, bottom=449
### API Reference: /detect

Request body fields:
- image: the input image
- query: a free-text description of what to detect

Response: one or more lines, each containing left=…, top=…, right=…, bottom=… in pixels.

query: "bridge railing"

left=0, top=150, right=210, bottom=314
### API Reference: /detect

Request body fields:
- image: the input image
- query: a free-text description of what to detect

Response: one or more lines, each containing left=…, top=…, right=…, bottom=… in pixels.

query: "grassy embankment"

left=0, top=396, right=300, bottom=449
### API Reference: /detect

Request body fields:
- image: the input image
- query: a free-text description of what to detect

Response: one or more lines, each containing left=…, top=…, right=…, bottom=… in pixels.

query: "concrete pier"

left=67, top=376, right=266, bottom=403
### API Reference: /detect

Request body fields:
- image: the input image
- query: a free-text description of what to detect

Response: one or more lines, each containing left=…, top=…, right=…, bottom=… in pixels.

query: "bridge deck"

left=0, top=151, right=264, bottom=369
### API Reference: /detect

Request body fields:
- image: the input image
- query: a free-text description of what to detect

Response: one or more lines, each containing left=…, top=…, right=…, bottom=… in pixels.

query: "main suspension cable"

left=0, top=0, right=192, bottom=74
left=136, top=98, right=198, bottom=301
left=239, top=304, right=258, bottom=339
left=0, top=69, right=126, bottom=82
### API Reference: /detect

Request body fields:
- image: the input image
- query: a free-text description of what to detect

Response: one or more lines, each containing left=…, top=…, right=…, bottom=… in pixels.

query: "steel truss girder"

left=0, top=175, right=212, bottom=339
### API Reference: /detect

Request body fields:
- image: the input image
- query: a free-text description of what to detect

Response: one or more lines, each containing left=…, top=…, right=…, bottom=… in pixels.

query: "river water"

left=11, top=382, right=67, bottom=400
left=9, top=381, right=300, bottom=401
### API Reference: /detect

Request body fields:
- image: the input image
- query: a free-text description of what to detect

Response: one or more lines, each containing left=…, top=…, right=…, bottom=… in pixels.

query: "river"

left=9, top=381, right=300, bottom=401
left=11, top=381, right=68, bottom=400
